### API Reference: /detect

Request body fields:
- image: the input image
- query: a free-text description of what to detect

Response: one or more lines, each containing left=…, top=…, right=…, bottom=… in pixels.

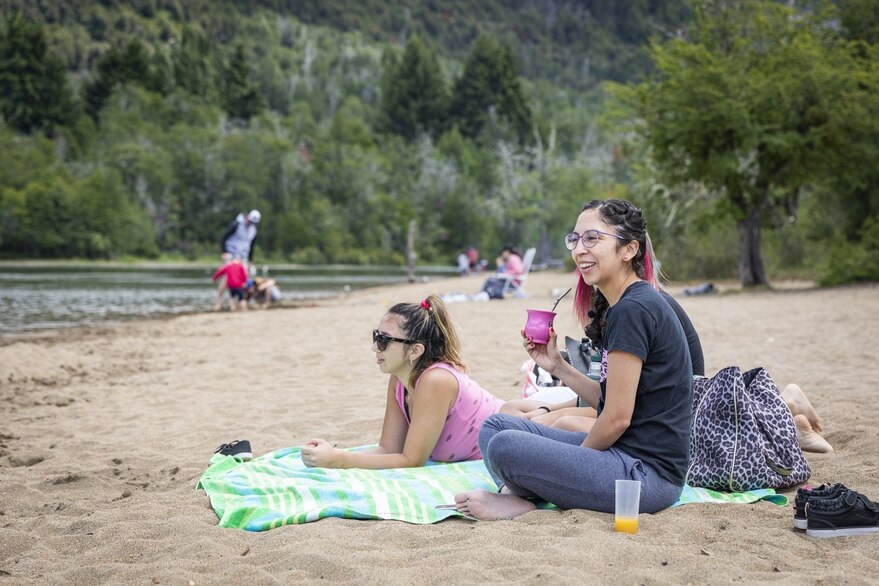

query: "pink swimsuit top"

left=395, top=362, right=504, bottom=462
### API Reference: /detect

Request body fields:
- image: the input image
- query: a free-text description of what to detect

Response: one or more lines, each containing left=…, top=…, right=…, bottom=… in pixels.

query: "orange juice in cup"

left=614, top=517, right=639, bottom=534
left=614, top=479, right=641, bottom=534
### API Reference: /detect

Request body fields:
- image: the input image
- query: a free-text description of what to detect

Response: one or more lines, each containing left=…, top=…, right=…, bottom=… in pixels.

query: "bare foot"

left=793, top=413, right=833, bottom=453
left=454, top=490, right=537, bottom=520
left=782, top=384, right=823, bottom=433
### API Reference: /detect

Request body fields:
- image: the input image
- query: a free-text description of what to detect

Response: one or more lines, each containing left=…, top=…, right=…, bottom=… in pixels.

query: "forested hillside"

left=1, top=0, right=691, bottom=265
left=0, top=0, right=876, bottom=285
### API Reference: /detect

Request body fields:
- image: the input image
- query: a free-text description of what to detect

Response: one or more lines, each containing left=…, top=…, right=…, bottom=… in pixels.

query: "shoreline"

left=0, top=262, right=461, bottom=338
left=1, top=271, right=877, bottom=583
left=0, top=258, right=462, bottom=274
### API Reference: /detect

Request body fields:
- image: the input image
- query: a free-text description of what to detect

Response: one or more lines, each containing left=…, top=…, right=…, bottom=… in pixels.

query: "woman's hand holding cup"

left=521, top=326, right=564, bottom=378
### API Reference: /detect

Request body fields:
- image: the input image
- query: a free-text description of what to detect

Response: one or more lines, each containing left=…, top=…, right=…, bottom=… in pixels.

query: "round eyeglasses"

left=564, top=229, right=628, bottom=251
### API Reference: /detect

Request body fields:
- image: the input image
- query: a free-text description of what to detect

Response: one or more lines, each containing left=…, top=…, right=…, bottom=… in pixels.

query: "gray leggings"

left=479, top=414, right=683, bottom=514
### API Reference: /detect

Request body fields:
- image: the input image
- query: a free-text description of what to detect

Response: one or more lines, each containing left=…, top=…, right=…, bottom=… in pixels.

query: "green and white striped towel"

left=196, top=446, right=496, bottom=530
left=197, top=445, right=787, bottom=531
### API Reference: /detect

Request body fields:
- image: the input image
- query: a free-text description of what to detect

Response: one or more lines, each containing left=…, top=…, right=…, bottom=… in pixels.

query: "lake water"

left=0, top=263, right=456, bottom=335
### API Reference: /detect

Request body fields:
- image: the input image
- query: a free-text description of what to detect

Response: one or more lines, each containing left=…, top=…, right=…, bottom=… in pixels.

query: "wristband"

left=537, top=406, right=551, bottom=413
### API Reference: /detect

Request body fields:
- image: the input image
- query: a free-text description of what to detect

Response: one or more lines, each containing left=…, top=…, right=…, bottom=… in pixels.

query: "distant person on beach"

left=457, top=251, right=470, bottom=276
left=475, top=245, right=525, bottom=300
left=495, top=245, right=524, bottom=288
left=454, top=198, right=694, bottom=520
left=301, top=295, right=522, bottom=469
left=214, top=210, right=261, bottom=310
left=467, top=246, right=480, bottom=272
left=247, top=277, right=281, bottom=309
left=211, top=258, right=249, bottom=311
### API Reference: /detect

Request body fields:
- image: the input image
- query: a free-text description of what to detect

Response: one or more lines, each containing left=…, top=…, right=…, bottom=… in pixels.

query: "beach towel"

left=672, top=484, right=787, bottom=507
left=196, top=446, right=497, bottom=530
left=197, top=446, right=788, bottom=531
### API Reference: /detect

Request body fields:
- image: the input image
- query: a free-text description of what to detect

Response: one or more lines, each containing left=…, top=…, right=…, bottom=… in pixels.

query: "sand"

left=1, top=271, right=877, bottom=584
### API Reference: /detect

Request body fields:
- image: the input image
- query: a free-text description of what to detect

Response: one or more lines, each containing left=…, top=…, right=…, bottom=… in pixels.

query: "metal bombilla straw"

left=550, top=287, right=572, bottom=312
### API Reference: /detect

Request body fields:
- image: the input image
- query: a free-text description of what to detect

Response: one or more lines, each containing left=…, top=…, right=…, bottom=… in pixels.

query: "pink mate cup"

left=524, top=309, right=556, bottom=344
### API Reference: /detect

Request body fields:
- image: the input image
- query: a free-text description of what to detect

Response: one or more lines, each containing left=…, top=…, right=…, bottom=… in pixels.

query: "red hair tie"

left=420, top=299, right=431, bottom=310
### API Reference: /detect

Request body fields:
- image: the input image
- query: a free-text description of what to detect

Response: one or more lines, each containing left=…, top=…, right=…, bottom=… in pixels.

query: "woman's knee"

left=483, top=429, right=527, bottom=464
left=479, top=414, right=513, bottom=455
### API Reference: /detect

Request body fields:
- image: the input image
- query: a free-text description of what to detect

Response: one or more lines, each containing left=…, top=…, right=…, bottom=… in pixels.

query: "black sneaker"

left=214, top=439, right=253, bottom=461
left=793, top=483, right=848, bottom=530
left=806, top=489, right=879, bottom=538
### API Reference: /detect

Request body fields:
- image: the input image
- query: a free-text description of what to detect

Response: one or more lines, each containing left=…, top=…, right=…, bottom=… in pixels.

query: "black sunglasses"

left=372, top=329, right=415, bottom=351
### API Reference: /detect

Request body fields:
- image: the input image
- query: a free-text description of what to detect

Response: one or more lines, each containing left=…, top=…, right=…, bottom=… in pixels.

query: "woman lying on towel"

left=301, top=294, right=520, bottom=469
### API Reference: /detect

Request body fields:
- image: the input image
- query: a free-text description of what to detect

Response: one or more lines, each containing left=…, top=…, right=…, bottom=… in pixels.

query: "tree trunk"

left=406, top=219, right=417, bottom=283
left=736, top=210, right=769, bottom=287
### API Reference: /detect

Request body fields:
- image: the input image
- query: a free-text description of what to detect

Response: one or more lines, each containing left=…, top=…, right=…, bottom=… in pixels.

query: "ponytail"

left=388, top=294, right=465, bottom=389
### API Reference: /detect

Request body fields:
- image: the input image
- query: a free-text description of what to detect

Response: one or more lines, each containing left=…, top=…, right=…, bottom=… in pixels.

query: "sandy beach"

left=1, top=270, right=877, bottom=584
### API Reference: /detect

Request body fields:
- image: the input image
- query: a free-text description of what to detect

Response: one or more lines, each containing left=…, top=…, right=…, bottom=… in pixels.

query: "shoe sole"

left=793, top=518, right=807, bottom=530
left=806, top=526, right=879, bottom=538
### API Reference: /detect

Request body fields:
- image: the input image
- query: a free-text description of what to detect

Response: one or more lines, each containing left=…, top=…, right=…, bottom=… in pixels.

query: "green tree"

left=840, top=0, right=879, bottom=44
left=449, top=36, right=532, bottom=144
left=0, top=14, right=76, bottom=136
left=221, top=44, right=264, bottom=123
left=826, top=3, right=879, bottom=240
left=616, top=0, right=847, bottom=287
left=83, top=38, right=151, bottom=121
left=172, top=26, right=215, bottom=100
left=378, top=37, right=449, bottom=140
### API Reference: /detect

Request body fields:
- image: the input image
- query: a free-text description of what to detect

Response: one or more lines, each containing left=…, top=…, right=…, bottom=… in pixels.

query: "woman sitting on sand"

left=510, top=295, right=832, bottom=453
left=524, top=383, right=831, bottom=453
left=454, top=198, right=694, bottom=520
left=301, top=294, right=519, bottom=469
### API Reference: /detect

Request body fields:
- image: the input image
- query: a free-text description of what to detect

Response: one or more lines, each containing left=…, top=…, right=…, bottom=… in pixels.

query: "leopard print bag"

left=686, top=366, right=811, bottom=491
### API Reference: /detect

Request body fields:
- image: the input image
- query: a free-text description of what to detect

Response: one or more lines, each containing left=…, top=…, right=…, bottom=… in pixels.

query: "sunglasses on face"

left=564, top=229, right=628, bottom=251
left=372, top=329, right=415, bottom=351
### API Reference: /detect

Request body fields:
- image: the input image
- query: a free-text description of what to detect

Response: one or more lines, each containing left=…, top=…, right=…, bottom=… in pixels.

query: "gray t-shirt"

left=598, top=281, right=694, bottom=486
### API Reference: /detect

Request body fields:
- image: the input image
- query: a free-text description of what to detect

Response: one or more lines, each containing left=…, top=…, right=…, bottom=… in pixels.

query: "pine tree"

left=83, top=38, right=151, bottom=121
left=449, top=36, right=532, bottom=143
left=172, top=26, right=215, bottom=100
left=0, top=14, right=76, bottom=135
left=221, top=44, right=264, bottom=123
left=379, top=37, right=449, bottom=140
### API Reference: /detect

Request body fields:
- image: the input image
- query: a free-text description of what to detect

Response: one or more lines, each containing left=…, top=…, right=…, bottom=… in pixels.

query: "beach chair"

left=497, top=247, right=536, bottom=298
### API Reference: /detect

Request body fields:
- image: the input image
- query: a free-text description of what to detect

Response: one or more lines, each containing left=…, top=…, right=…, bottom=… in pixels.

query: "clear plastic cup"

left=524, top=309, right=556, bottom=345
left=614, top=479, right=641, bottom=533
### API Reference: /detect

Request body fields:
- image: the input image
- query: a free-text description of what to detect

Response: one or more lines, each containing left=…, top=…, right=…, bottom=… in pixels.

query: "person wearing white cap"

left=213, top=210, right=261, bottom=310
left=221, top=209, right=261, bottom=263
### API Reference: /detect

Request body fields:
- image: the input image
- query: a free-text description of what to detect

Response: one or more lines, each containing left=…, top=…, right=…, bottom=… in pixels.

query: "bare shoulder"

left=416, top=366, right=459, bottom=393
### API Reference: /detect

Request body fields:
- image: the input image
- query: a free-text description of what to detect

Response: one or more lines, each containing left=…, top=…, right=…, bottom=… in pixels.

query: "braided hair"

left=572, top=199, right=657, bottom=346
left=387, top=294, right=466, bottom=389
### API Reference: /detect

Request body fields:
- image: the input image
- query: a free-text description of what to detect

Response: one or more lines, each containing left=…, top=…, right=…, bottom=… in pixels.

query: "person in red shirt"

left=212, top=258, right=250, bottom=311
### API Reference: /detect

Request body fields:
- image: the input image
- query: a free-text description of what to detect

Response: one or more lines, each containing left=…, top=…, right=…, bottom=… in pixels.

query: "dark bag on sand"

left=481, top=277, right=507, bottom=300
left=686, top=366, right=811, bottom=491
